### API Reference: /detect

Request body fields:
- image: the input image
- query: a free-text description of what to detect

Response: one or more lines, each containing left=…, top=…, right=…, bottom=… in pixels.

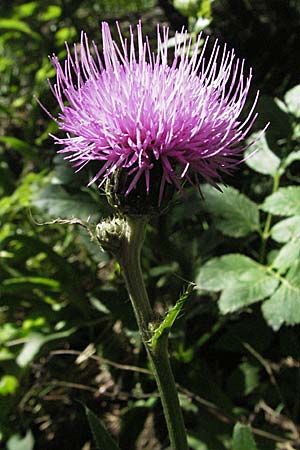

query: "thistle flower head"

left=46, top=22, right=258, bottom=208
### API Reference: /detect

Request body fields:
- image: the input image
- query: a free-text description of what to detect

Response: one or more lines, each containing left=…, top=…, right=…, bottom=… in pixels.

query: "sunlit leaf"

left=196, top=254, right=278, bottom=313
left=272, top=239, right=300, bottom=273
left=0, top=19, right=40, bottom=40
left=201, top=184, right=260, bottom=237
left=261, top=186, right=300, bottom=216
left=262, top=261, right=300, bottom=330
left=2, top=276, right=60, bottom=291
left=271, top=215, right=300, bottom=243
left=245, top=132, right=280, bottom=176
left=0, top=375, right=19, bottom=396
left=16, top=328, right=76, bottom=367
left=39, top=5, right=62, bottom=21
left=7, top=430, right=34, bottom=450
left=14, top=2, right=38, bottom=18
left=284, top=84, right=300, bottom=118
left=282, top=150, right=300, bottom=169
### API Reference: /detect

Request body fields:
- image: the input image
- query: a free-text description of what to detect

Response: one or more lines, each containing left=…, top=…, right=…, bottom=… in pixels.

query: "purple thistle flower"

left=45, top=22, right=258, bottom=204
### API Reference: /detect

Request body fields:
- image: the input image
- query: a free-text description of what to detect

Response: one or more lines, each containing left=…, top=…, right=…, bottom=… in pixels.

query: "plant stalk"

left=118, top=215, right=188, bottom=450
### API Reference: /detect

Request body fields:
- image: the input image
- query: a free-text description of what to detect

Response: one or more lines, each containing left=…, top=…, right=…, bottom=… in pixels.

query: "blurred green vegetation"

left=1, top=1, right=300, bottom=449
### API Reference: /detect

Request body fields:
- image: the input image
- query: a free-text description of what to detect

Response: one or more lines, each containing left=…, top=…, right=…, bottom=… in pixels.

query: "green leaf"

left=151, top=283, right=194, bottom=351
left=7, top=430, right=34, bottom=450
left=187, top=434, right=209, bottom=450
left=0, top=172, right=44, bottom=218
left=201, top=184, right=260, bottom=237
left=85, top=406, right=121, bottom=450
left=0, top=19, right=40, bottom=40
left=272, top=239, right=300, bottom=273
left=17, top=329, right=76, bottom=367
left=2, top=276, right=60, bottom=292
left=14, top=2, right=38, bottom=18
left=39, top=5, right=62, bottom=21
left=282, top=150, right=300, bottom=170
left=228, top=362, right=260, bottom=396
left=262, top=262, right=300, bottom=330
left=255, top=95, right=292, bottom=150
left=245, top=132, right=280, bottom=176
left=219, top=277, right=278, bottom=314
left=0, top=375, right=19, bottom=395
left=284, top=84, right=300, bottom=118
left=271, top=216, right=300, bottom=243
left=0, top=136, right=33, bottom=159
left=196, top=254, right=278, bottom=313
left=173, top=0, right=200, bottom=17
left=33, top=184, right=102, bottom=221
left=261, top=187, right=300, bottom=216
left=232, top=423, right=258, bottom=450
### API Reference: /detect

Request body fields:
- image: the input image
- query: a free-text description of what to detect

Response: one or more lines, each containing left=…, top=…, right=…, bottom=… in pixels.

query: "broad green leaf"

left=7, top=430, right=34, bottom=450
left=201, top=184, right=260, bottom=237
left=33, top=184, right=101, bottom=221
left=232, top=423, right=258, bottom=450
left=85, top=406, right=121, bottom=450
left=197, top=254, right=271, bottom=291
left=245, top=132, right=280, bottom=176
left=219, top=276, right=278, bottom=314
left=262, top=262, right=300, bottom=330
left=261, top=187, right=300, bottom=216
left=284, top=84, right=300, bottom=118
left=196, top=254, right=278, bottom=313
left=271, top=216, right=300, bottom=243
left=272, top=239, right=300, bottom=273
left=0, top=375, right=19, bottom=395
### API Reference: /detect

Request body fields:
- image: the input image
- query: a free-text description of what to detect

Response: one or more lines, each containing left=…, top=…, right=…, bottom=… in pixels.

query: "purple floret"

left=46, top=22, right=258, bottom=204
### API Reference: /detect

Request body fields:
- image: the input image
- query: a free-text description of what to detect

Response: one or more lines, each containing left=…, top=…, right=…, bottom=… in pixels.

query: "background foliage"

left=1, top=1, right=300, bottom=449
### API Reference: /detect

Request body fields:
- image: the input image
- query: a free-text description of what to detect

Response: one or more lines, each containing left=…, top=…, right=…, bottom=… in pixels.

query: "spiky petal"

left=46, top=22, right=258, bottom=203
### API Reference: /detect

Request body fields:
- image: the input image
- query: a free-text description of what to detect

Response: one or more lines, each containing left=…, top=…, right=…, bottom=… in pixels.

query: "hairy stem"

left=118, top=216, right=188, bottom=450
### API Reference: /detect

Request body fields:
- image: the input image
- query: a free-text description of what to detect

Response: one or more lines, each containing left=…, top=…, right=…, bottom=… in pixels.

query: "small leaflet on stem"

left=150, top=283, right=195, bottom=351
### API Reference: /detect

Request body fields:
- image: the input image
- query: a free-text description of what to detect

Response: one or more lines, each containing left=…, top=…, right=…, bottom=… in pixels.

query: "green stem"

left=259, top=172, right=281, bottom=263
left=118, top=216, right=188, bottom=450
